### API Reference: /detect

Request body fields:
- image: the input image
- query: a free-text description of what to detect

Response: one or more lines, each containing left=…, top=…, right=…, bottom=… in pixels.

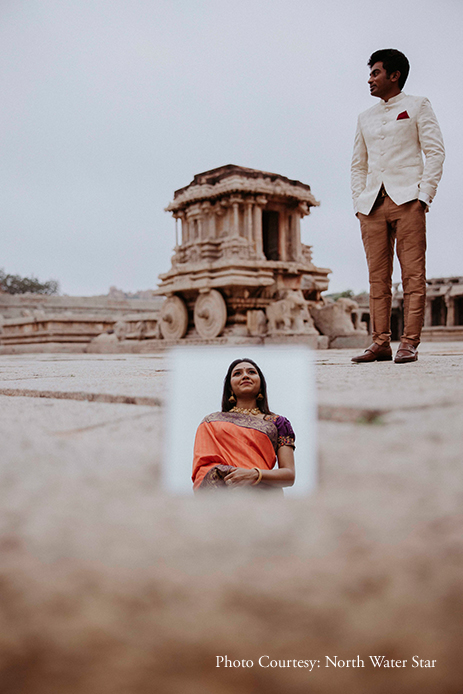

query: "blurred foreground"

left=0, top=344, right=462, bottom=693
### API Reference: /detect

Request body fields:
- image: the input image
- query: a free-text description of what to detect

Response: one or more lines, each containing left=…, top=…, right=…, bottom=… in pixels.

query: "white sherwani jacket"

left=351, top=92, right=445, bottom=215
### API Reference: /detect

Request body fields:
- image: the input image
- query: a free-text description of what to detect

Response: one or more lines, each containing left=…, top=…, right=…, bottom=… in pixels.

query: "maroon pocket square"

left=397, top=110, right=410, bottom=120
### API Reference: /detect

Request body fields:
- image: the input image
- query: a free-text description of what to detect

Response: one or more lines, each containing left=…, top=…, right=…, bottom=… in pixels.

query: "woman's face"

left=230, top=362, right=261, bottom=399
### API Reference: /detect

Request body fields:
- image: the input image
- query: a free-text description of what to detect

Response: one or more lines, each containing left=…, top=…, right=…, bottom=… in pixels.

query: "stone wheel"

left=159, top=296, right=188, bottom=340
left=194, top=290, right=227, bottom=339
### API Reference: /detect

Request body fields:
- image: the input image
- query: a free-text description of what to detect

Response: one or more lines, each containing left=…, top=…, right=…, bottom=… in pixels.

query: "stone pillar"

left=245, top=200, right=253, bottom=243
left=214, top=203, right=225, bottom=237
left=293, top=211, right=302, bottom=261
left=201, top=202, right=211, bottom=240
left=187, top=215, right=194, bottom=241
left=424, top=298, right=432, bottom=327
left=446, top=296, right=455, bottom=326
left=185, top=211, right=194, bottom=241
left=279, top=211, right=287, bottom=261
left=285, top=213, right=293, bottom=261
left=186, top=208, right=198, bottom=241
left=177, top=212, right=185, bottom=245
left=254, top=196, right=267, bottom=258
left=207, top=203, right=216, bottom=239
left=296, top=203, right=310, bottom=261
left=181, top=214, right=189, bottom=244
left=219, top=199, right=230, bottom=236
left=230, top=197, right=242, bottom=237
left=209, top=204, right=217, bottom=239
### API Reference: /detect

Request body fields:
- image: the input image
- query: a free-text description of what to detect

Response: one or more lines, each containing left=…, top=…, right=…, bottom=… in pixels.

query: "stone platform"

left=0, top=343, right=462, bottom=693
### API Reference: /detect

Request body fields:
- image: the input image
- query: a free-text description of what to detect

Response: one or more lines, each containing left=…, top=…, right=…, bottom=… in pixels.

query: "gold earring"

left=257, top=393, right=263, bottom=401
left=229, top=393, right=236, bottom=403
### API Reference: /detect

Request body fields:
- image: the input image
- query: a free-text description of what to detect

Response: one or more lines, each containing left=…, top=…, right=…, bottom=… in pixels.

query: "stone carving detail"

left=301, top=244, right=313, bottom=264
left=246, top=310, right=267, bottom=336
left=266, top=291, right=315, bottom=334
left=131, top=320, right=147, bottom=340
left=188, top=246, right=200, bottom=263
left=166, top=170, right=319, bottom=211
left=160, top=296, right=188, bottom=340
left=113, top=320, right=128, bottom=340
left=310, top=298, right=368, bottom=338
left=221, top=237, right=250, bottom=260
left=194, top=290, right=227, bottom=339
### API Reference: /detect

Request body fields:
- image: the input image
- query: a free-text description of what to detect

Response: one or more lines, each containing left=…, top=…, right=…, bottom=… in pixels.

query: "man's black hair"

left=368, top=49, right=410, bottom=90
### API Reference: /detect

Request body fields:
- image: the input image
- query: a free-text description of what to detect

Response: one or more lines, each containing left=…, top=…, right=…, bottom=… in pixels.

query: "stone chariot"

left=155, top=165, right=331, bottom=343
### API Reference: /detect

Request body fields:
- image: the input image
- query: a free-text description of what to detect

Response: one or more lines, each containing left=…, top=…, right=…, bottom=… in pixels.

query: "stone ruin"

left=0, top=294, right=162, bottom=353
left=310, top=296, right=370, bottom=349
left=0, top=165, right=369, bottom=352
left=421, top=277, right=463, bottom=341
left=155, top=164, right=367, bottom=348
left=377, top=277, right=463, bottom=343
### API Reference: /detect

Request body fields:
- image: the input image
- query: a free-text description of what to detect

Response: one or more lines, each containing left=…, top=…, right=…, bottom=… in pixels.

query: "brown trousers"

left=358, top=196, right=426, bottom=347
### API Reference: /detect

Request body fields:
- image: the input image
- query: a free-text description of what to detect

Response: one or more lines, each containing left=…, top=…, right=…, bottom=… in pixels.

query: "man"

left=351, top=49, right=445, bottom=364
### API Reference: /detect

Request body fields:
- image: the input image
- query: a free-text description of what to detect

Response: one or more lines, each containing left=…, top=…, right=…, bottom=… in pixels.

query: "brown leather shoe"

left=351, top=342, right=393, bottom=363
left=394, top=342, right=418, bottom=364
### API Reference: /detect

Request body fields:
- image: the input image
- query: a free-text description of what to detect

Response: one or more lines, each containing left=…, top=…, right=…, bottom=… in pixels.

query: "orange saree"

left=192, top=411, right=295, bottom=490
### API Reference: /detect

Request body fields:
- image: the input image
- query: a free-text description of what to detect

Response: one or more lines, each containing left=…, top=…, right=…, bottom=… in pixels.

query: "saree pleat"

left=192, top=415, right=278, bottom=490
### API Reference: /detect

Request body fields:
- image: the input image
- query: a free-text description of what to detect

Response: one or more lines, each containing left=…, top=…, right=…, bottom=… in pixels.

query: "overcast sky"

left=0, top=0, right=461, bottom=296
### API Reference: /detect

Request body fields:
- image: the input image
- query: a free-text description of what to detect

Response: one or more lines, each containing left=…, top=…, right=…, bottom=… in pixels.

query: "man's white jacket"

left=351, top=92, right=445, bottom=215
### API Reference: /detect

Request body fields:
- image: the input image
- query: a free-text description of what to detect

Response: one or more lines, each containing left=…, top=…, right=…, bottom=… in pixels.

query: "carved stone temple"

left=1, top=165, right=371, bottom=353
left=155, top=164, right=332, bottom=345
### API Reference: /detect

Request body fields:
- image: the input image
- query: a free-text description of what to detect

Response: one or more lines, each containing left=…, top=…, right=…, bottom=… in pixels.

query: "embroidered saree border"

left=202, top=411, right=279, bottom=452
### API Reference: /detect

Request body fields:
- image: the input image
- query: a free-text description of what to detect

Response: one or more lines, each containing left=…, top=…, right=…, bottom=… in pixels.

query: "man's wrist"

left=418, top=191, right=431, bottom=206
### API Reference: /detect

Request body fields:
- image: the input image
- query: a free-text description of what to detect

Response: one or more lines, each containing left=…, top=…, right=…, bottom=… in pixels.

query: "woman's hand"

left=223, top=447, right=295, bottom=489
left=224, top=468, right=258, bottom=487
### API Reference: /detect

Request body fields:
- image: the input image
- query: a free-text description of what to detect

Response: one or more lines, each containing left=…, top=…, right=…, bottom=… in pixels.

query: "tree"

left=0, top=269, right=59, bottom=295
left=325, top=289, right=355, bottom=301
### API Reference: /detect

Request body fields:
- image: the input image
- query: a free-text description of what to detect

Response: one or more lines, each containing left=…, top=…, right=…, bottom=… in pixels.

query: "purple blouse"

left=264, top=414, right=296, bottom=450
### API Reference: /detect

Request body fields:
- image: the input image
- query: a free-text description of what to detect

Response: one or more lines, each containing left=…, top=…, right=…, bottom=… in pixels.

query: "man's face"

left=368, top=61, right=398, bottom=100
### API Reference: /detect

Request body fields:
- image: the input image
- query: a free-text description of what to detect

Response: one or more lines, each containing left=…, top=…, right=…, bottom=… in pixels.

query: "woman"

left=192, top=358, right=295, bottom=491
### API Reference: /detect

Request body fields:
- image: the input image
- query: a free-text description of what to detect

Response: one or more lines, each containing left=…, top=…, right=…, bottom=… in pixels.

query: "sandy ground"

left=0, top=343, right=462, bottom=693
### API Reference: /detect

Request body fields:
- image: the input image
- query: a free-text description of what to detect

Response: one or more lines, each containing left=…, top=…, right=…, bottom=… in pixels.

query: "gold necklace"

left=230, top=406, right=261, bottom=416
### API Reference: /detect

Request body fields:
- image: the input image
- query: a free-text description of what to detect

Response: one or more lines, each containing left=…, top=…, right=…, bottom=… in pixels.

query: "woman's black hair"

left=221, top=358, right=271, bottom=414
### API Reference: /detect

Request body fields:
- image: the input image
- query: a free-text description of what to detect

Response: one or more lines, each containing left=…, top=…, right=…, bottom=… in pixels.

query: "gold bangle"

left=252, top=468, right=262, bottom=486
